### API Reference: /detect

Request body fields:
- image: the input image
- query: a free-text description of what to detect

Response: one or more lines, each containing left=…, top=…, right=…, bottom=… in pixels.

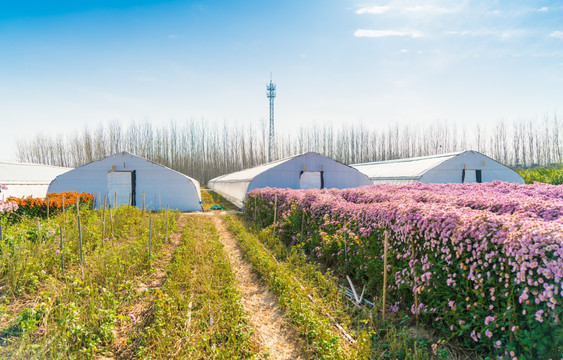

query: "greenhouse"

left=208, top=152, right=372, bottom=208
left=0, top=161, right=71, bottom=199
left=48, top=152, right=202, bottom=211
left=352, top=150, right=524, bottom=184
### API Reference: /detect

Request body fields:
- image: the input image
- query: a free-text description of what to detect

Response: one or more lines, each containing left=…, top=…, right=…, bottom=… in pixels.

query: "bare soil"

left=210, top=214, right=306, bottom=360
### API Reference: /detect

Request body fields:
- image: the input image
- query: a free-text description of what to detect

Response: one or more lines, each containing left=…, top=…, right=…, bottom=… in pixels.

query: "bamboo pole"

left=60, top=226, right=65, bottom=276
left=102, top=195, right=107, bottom=240
left=382, top=231, right=389, bottom=321
left=165, top=204, right=169, bottom=241
left=273, top=193, right=278, bottom=235
left=76, top=196, right=80, bottom=217
left=62, top=194, right=65, bottom=224
left=148, top=216, right=152, bottom=260
left=109, top=205, right=114, bottom=239
left=78, top=216, right=84, bottom=278
left=411, top=239, right=419, bottom=326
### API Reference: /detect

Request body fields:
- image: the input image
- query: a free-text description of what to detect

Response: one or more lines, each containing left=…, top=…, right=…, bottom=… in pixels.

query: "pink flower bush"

left=0, top=184, right=18, bottom=214
left=246, top=182, right=563, bottom=358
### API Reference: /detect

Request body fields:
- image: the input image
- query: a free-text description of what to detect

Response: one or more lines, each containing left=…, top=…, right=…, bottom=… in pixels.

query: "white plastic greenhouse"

left=352, top=150, right=524, bottom=184
left=208, top=152, right=372, bottom=208
left=48, top=152, right=202, bottom=211
left=0, top=161, right=71, bottom=199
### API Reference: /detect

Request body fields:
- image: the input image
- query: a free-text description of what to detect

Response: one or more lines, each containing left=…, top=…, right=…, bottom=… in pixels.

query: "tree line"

left=16, top=115, right=562, bottom=184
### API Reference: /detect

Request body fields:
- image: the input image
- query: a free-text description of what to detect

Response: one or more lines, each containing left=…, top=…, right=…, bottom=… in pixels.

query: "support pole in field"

left=36, top=217, right=40, bottom=232
left=109, top=206, right=114, bottom=239
left=158, top=192, right=161, bottom=210
left=344, top=231, right=348, bottom=274
left=300, top=210, right=305, bottom=243
left=76, top=196, right=80, bottom=217
left=148, top=216, right=152, bottom=260
left=60, top=226, right=65, bottom=276
left=382, top=231, right=389, bottom=321
left=142, top=192, right=145, bottom=215
left=411, top=239, right=419, bottom=326
left=114, top=192, right=117, bottom=209
left=102, top=195, right=107, bottom=240
left=165, top=204, right=169, bottom=241
left=46, top=195, right=50, bottom=220
left=78, top=216, right=84, bottom=278
left=98, top=192, right=101, bottom=209
left=273, top=193, right=278, bottom=235
left=254, top=196, right=257, bottom=221
left=62, top=194, right=66, bottom=225
left=0, top=224, right=3, bottom=241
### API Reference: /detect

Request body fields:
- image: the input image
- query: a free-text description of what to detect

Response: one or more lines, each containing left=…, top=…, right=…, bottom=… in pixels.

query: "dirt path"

left=210, top=214, right=306, bottom=360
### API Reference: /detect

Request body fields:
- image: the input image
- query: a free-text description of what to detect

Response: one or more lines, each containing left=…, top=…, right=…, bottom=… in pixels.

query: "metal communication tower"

left=267, top=74, right=276, bottom=162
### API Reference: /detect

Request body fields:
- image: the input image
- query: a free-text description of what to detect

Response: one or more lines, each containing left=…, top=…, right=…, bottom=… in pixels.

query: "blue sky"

left=1, top=0, right=562, bottom=161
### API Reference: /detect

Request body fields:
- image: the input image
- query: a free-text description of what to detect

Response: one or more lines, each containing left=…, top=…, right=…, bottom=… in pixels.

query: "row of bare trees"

left=16, top=115, right=562, bottom=184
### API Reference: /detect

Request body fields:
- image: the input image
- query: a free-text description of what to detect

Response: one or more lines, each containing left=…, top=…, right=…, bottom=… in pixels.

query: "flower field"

left=245, top=182, right=563, bottom=359
left=6, top=192, right=94, bottom=219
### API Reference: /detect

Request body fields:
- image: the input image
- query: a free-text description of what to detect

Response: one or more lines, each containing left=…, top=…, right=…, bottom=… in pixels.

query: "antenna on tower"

left=267, top=73, right=276, bottom=162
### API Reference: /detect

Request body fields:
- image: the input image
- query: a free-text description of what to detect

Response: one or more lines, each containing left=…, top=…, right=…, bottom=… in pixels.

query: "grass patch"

left=200, top=189, right=239, bottom=211
left=0, top=207, right=176, bottom=358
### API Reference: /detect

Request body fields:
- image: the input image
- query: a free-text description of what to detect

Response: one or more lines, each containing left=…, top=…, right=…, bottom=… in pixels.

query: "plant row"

left=245, top=184, right=563, bottom=359
left=137, top=215, right=262, bottom=359
left=0, top=206, right=175, bottom=358
left=2, top=191, right=94, bottom=221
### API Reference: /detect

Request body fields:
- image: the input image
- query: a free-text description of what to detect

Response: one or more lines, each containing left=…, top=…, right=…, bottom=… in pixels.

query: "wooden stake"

left=382, top=231, right=389, bottom=321
left=60, top=226, right=65, bottom=276
left=253, top=196, right=257, bottom=221
left=102, top=195, right=107, bottom=240
left=273, top=193, right=278, bottom=235
left=78, top=216, right=84, bottom=278
left=411, top=239, right=419, bottom=326
left=109, top=208, right=114, bottom=239
left=148, top=216, right=152, bottom=260
left=165, top=204, right=169, bottom=240
left=36, top=217, right=40, bottom=232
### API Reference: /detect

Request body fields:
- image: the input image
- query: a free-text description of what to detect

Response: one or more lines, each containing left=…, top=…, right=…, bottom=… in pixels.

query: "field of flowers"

left=6, top=191, right=94, bottom=220
left=245, top=182, right=563, bottom=359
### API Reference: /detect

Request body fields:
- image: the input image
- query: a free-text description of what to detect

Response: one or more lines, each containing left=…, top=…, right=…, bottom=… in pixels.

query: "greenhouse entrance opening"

left=300, top=171, right=322, bottom=189
left=107, top=171, right=135, bottom=207
left=462, top=169, right=482, bottom=183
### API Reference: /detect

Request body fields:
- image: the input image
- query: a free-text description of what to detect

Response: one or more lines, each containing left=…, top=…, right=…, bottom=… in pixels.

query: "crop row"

left=245, top=183, right=563, bottom=359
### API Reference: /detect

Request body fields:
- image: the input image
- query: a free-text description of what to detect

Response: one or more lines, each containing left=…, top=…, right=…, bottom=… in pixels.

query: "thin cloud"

left=537, top=7, right=548, bottom=12
left=549, top=31, right=563, bottom=39
left=354, top=29, right=423, bottom=38
left=404, top=5, right=459, bottom=14
left=356, top=5, right=390, bottom=15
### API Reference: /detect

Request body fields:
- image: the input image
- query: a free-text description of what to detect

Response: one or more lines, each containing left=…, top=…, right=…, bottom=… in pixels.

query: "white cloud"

left=549, top=31, right=563, bottom=39
left=538, top=7, right=548, bottom=12
left=356, top=5, right=390, bottom=15
left=354, top=29, right=423, bottom=38
left=169, top=34, right=178, bottom=39
left=403, top=5, right=459, bottom=15
left=400, top=49, right=409, bottom=53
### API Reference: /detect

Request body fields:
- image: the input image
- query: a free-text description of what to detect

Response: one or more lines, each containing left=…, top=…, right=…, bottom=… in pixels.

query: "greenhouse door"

left=300, top=171, right=322, bottom=189
left=462, top=169, right=479, bottom=183
left=107, top=171, right=135, bottom=207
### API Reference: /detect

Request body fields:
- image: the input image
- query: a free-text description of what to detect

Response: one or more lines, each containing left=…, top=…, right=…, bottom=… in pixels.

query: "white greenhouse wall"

left=48, top=152, right=202, bottom=211
left=208, top=152, right=372, bottom=208
left=0, top=162, right=71, bottom=199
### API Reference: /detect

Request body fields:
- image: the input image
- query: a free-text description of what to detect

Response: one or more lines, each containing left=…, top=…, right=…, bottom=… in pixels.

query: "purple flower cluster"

left=246, top=182, right=563, bottom=358
left=0, top=184, right=18, bottom=214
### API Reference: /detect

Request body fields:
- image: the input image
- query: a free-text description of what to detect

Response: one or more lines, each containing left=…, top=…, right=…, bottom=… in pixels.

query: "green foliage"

left=518, top=164, right=563, bottom=184
left=0, top=206, right=177, bottom=359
